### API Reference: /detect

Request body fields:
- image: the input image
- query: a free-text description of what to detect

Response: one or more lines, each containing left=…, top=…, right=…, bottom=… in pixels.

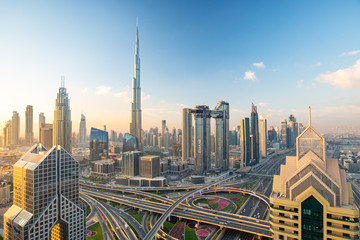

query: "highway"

left=81, top=188, right=272, bottom=237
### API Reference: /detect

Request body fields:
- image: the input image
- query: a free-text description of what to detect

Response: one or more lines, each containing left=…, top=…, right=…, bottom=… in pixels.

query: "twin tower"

left=182, top=101, right=229, bottom=174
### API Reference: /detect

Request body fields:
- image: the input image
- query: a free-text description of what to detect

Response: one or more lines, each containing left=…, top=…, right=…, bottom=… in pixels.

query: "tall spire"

left=308, top=106, right=311, bottom=126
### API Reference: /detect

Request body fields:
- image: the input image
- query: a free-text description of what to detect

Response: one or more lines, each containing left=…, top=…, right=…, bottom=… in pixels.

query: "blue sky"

left=1, top=0, right=360, bottom=137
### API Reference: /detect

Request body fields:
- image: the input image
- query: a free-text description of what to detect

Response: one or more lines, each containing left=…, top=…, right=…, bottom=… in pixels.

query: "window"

left=279, top=235, right=284, bottom=240
left=343, top=225, right=350, bottom=229
left=279, top=220, right=284, bottom=224
left=343, top=233, right=350, bottom=238
left=327, top=222, right=332, bottom=226
left=303, top=209, right=311, bottom=215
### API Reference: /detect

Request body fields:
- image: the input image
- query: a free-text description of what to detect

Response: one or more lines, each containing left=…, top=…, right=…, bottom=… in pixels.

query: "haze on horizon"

left=1, top=0, right=360, bottom=138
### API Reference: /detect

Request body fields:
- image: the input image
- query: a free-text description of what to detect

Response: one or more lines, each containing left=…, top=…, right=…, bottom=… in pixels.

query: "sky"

left=1, top=0, right=360, bottom=139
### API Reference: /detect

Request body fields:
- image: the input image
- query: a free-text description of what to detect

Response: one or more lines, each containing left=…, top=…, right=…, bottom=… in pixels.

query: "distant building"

left=270, top=108, right=359, bottom=240
left=78, top=114, right=87, bottom=148
left=11, top=111, right=20, bottom=146
left=122, top=151, right=142, bottom=177
left=140, top=156, right=160, bottom=178
left=39, top=112, right=45, bottom=139
left=181, top=108, right=192, bottom=161
left=259, top=115, right=267, bottom=159
left=281, top=119, right=288, bottom=148
left=250, top=103, right=259, bottom=164
left=53, top=80, right=72, bottom=153
left=240, top=117, right=251, bottom=167
left=0, top=181, right=10, bottom=204
left=3, top=120, right=11, bottom=147
left=39, top=123, right=53, bottom=150
left=4, top=144, right=85, bottom=239
left=25, top=105, right=33, bottom=145
left=91, top=159, right=115, bottom=178
left=123, top=133, right=138, bottom=152
left=90, top=127, right=109, bottom=161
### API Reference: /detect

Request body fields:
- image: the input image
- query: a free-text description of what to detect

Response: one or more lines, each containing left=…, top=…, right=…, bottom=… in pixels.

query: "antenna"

left=308, top=106, right=311, bottom=126
left=61, top=75, right=65, bottom=88
left=136, top=16, right=138, bottom=28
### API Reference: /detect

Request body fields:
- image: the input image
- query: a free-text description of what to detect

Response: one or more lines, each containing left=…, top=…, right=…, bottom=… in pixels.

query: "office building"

left=25, top=105, right=33, bottom=145
left=259, top=115, right=267, bottom=159
left=270, top=108, right=359, bottom=240
left=122, top=151, right=142, bottom=177
left=11, top=111, right=20, bottom=146
left=39, top=112, right=45, bottom=138
left=3, top=121, right=11, bottom=147
left=181, top=108, right=192, bottom=161
left=161, top=120, right=166, bottom=147
left=91, top=159, right=115, bottom=178
left=4, top=144, right=85, bottom=240
left=39, top=123, right=53, bottom=150
left=53, top=79, right=72, bottom=153
left=140, top=156, right=160, bottom=178
left=0, top=181, right=10, bottom=204
left=78, top=114, right=87, bottom=148
left=90, top=127, right=109, bottom=161
left=288, top=114, right=299, bottom=148
left=250, top=103, right=259, bottom=163
left=129, top=22, right=143, bottom=151
left=213, top=101, right=229, bottom=171
left=240, top=118, right=251, bottom=167
left=123, top=133, right=137, bottom=152
left=268, top=126, right=277, bottom=143
left=281, top=119, right=288, bottom=148
left=189, top=105, right=211, bottom=174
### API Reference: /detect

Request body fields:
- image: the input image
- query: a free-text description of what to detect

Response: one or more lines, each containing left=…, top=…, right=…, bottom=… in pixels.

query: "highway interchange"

left=82, top=151, right=291, bottom=240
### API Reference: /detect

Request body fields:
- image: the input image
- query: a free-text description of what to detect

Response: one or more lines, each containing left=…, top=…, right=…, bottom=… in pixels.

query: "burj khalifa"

left=129, top=21, right=143, bottom=151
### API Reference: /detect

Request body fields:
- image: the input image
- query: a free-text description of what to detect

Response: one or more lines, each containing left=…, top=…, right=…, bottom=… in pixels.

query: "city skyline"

left=1, top=1, right=360, bottom=137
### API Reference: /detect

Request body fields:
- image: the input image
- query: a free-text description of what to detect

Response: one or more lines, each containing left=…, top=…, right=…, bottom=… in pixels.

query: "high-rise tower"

left=181, top=108, right=192, bottom=161
left=129, top=20, right=143, bottom=151
left=79, top=114, right=87, bottom=148
left=4, top=144, right=86, bottom=239
left=39, top=112, right=45, bottom=140
left=53, top=78, right=72, bottom=153
left=11, top=111, right=20, bottom=146
left=25, top=105, right=33, bottom=145
left=250, top=103, right=259, bottom=163
left=259, top=114, right=267, bottom=159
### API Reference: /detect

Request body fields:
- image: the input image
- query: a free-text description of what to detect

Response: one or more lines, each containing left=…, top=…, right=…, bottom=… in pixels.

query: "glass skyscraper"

left=123, top=133, right=138, bottom=152
left=90, top=127, right=109, bottom=161
left=4, top=144, right=85, bottom=239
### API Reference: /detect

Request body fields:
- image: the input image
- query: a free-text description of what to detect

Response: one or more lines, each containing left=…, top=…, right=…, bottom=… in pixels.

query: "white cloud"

left=316, top=59, right=360, bottom=88
left=258, top=102, right=269, bottom=107
left=81, top=88, right=88, bottom=93
left=310, top=62, right=322, bottom=68
left=253, top=62, right=265, bottom=68
left=177, top=103, right=189, bottom=108
left=340, top=49, right=360, bottom=56
left=244, top=71, right=256, bottom=81
left=96, top=86, right=112, bottom=95
left=297, top=80, right=304, bottom=88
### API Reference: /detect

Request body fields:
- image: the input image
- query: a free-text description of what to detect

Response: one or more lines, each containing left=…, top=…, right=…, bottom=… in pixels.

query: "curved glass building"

left=90, top=127, right=108, bottom=161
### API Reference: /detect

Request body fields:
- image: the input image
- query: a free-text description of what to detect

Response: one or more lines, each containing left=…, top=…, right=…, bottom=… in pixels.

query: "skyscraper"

left=161, top=120, right=166, bottom=147
left=39, top=112, right=45, bottom=140
left=25, top=105, right=33, bottom=145
left=40, top=123, right=53, bottom=150
left=270, top=107, right=359, bottom=239
left=240, top=117, right=251, bottom=167
left=259, top=114, right=267, bottom=159
left=189, top=105, right=211, bottom=174
left=90, top=127, right=109, bottom=161
left=250, top=103, right=259, bottom=163
left=11, top=111, right=20, bottom=146
left=3, top=121, right=11, bottom=147
left=129, top=21, right=143, bottom=151
left=4, top=144, right=85, bottom=239
left=53, top=79, right=72, bottom=153
left=281, top=119, right=288, bottom=148
left=214, top=101, right=229, bottom=171
left=288, top=114, right=299, bottom=148
left=182, top=108, right=192, bottom=161
left=78, top=114, right=87, bottom=148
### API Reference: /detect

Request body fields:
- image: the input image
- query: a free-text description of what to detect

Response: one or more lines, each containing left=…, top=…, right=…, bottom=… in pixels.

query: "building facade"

left=250, top=103, right=259, bottom=164
left=3, top=121, right=11, bottom=147
left=259, top=114, right=267, bottom=159
left=214, top=101, right=230, bottom=171
left=240, top=117, right=251, bottom=167
left=53, top=80, right=72, bottom=153
left=11, top=111, right=20, bottom=146
left=39, top=123, right=53, bottom=150
left=140, top=156, right=160, bottom=178
left=90, top=127, right=108, bottom=161
left=122, top=151, right=142, bottom=177
left=91, top=159, right=115, bottom=178
left=25, top=105, right=33, bottom=145
left=182, top=108, right=192, bottom=161
left=4, top=144, right=85, bottom=240
left=270, top=108, right=359, bottom=240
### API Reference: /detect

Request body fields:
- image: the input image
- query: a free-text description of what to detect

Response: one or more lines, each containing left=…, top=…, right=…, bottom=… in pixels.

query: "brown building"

left=140, top=156, right=160, bottom=178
